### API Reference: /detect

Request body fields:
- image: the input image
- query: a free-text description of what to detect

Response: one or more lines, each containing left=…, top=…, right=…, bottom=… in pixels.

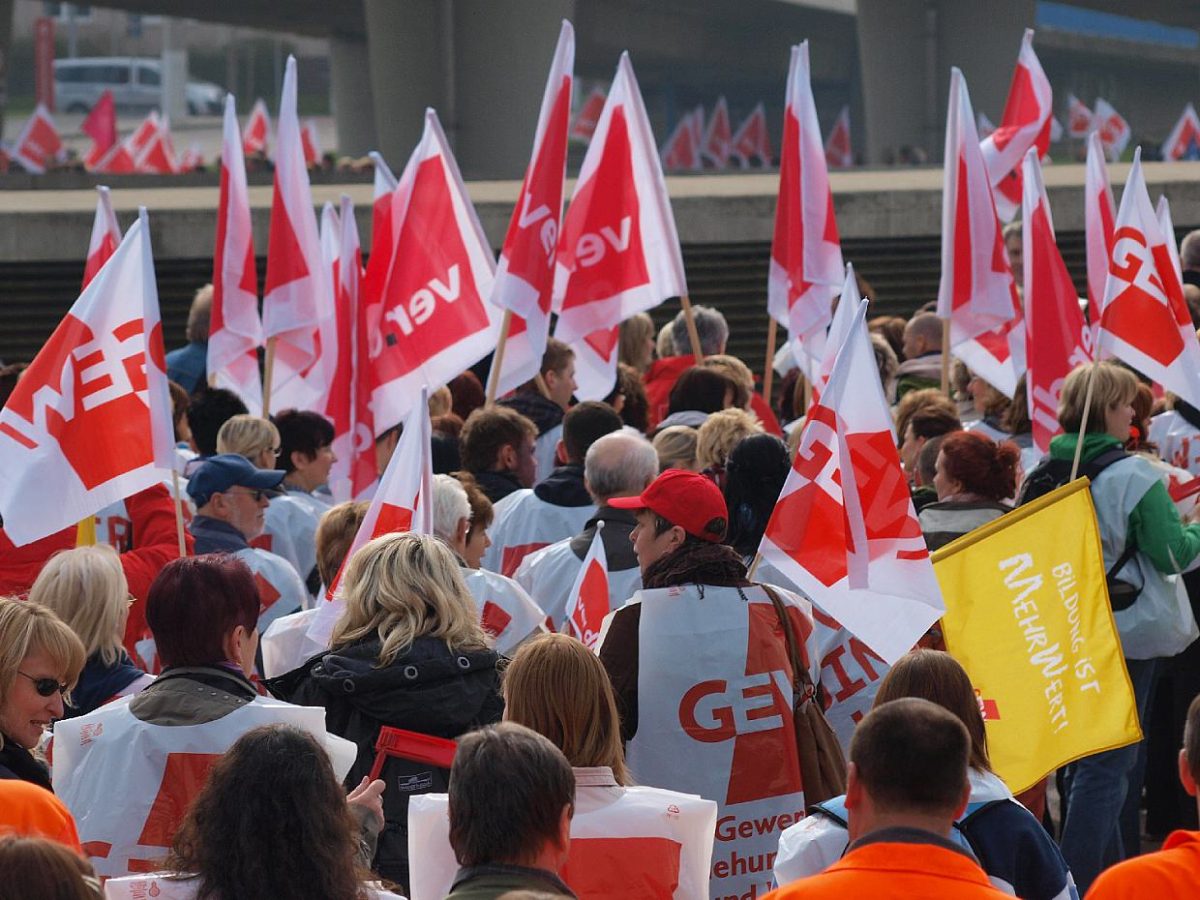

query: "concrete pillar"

left=330, top=33, right=377, bottom=158
left=856, top=0, right=927, bottom=165
left=362, top=0, right=441, bottom=170
left=0, top=0, right=15, bottom=140
left=160, top=17, right=188, bottom=121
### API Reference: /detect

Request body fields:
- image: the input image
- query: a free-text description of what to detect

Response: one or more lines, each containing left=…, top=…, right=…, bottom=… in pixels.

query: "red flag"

left=127, top=112, right=160, bottom=159
left=570, top=87, right=606, bottom=143
left=370, top=110, right=499, bottom=433
left=551, top=53, right=687, bottom=356
left=301, top=119, right=322, bottom=167
left=937, top=68, right=1020, bottom=348
left=660, top=114, right=700, bottom=172
left=564, top=522, right=610, bottom=650
left=81, top=91, right=117, bottom=169
left=486, top=21, right=574, bottom=401
left=11, top=103, right=63, bottom=173
left=1093, top=98, right=1131, bottom=162
left=1067, top=93, right=1093, bottom=138
left=980, top=29, right=1053, bottom=223
left=333, top=194, right=375, bottom=502
left=0, top=210, right=175, bottom=546
left=242, top=98, right=271, bottom=157
left=701, top=96, right=732, bottom=168
left=1022, top=149, right=1090, bottom=454
left=824, top=105, right=852, bottom=169
left=1162, top=103, right=1200, bottom=162
left=976, top=111, right=996, bottom=139
left=811, top=263, right=861, bottom=404
left=731, top=103, right=772, bottom=167
left=1084, top=132, right=1117, bottom=340
left=83, top=186, right=122, bottom=290
left=91, top=140, right=136, bottom=175
left=759, top=301, right=943, bottom=664
left=572, top=324, right=622, bottom=401
left=768, top=42, right=844, bottom=379
left=208, top=94, right=263, bottom=414
left=263, top=55, right=331, bottom=412
left=134, top=117, right=178, bottom=174
left=1098, top=149, right=1200, bottom=408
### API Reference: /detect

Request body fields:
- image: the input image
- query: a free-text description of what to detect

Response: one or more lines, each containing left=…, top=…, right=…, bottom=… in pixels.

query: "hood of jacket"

left=533, top=463, right=591, bottom=507
left=499, top=391, right=564, bottom=437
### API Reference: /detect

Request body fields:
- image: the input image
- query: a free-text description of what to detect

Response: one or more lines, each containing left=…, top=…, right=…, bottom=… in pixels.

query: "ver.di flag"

left=824, top=105, right=852, bottom=169
left=933, top=479, right=1141, bottom=793
left=10, top=103, right=63, bottom=173
left=1085, top=131, right=1116, bottom=333
left=0, top=210, right=175, bottom=546
left=1163, top=103, right=1200, bottom=162
left=242, top=97, right=272, bottom=157
left=82, top=186, right=122, bottom=289
left=564, top=521, right=609, bottom=650
left=1067, top=93, right=1093, bottom=138
left=1093, top=98, right=1131, bottom=162
left=701, top=96, right=732, bottom=168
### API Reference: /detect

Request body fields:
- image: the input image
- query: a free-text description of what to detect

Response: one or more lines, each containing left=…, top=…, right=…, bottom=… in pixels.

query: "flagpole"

left=762, top=317, right=778, bottom=404
left=940, top=318, right=951, bottom=395
left=261, top=336, right=277, bottom=418
left=486, top=310, right=513, bottom=406
left=1069, top=359, right=1102, bottom=482
left=679, top=293, right=704, bottom=361
left=170, top=469, right=188, bottom=557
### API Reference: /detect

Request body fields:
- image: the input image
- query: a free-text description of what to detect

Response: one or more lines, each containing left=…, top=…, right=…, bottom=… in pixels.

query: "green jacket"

left=445, top=864, right=576, bottom=899
left=1049, top=432, right=1200, bottom=574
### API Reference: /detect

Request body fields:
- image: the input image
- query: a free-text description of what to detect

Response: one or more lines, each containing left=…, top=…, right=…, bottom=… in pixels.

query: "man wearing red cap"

left=597, top=468, right=819, bottom=900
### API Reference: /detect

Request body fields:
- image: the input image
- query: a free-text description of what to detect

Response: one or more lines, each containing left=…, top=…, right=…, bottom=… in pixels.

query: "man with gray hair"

left=1179, top=229, right=1200, bottom=288
left=644, top=305, right=730, bottom=429
left=514, top=431, right=658, bottom=630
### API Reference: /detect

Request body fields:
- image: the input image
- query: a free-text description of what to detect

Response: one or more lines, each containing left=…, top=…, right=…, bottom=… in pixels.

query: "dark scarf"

left=641, top=539, right=750, bottom=590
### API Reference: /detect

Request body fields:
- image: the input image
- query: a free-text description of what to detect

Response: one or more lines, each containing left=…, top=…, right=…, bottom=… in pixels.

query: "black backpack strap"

left=1080, top=447, right=1129, bottom=480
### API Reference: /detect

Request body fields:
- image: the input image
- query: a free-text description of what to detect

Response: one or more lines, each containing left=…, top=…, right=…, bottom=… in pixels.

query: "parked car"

left=54, top=57, right=225, bottom=115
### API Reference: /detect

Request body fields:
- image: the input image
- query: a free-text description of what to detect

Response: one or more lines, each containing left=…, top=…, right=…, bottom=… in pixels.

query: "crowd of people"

left=5, top=228, right=1200, bottom=899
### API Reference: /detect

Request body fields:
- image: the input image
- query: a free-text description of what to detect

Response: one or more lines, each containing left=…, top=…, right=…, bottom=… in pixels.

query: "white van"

left=54, top=57, right=224, bottom=115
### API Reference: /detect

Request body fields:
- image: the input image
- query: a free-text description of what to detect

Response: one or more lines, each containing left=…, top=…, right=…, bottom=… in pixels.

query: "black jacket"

left=499, top=391, right=564, bottom=438
left=471, top=470, right=525, bottom=505
left=269, top=636, right=504, bottom=890
left=534, top=463, right=591, bottom=508
left=0, top=736, right=53, bottom=790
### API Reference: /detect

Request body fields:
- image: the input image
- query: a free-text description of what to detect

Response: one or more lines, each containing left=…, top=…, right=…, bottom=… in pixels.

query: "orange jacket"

left=766, top=830, right=1008, bottom=900
left=1085, top=830, right=1200, bottom=899
left=0, top=779, right=82, bottom=851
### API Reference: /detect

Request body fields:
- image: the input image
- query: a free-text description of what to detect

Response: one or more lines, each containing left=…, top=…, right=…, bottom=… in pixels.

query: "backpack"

left=1017, top=447, right=1140, bottom=611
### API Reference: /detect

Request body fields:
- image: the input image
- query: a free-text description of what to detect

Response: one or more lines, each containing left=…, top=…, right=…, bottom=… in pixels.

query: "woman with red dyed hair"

left=918, top=430, right=1020, bottom=551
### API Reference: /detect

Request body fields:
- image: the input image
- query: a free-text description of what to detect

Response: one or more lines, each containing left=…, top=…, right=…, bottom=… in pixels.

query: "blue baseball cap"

left=187, top=453, right=286, bottom=507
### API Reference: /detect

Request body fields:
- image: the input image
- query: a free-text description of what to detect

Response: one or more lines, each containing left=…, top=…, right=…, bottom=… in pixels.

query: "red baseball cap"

left=609, top=469, right=728, bottom=542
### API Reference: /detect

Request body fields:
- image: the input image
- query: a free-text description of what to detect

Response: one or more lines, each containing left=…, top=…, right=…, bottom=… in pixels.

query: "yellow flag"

left=75, top=516, right=97, bottom=547
left=932, top=478, right=1141, bottom=794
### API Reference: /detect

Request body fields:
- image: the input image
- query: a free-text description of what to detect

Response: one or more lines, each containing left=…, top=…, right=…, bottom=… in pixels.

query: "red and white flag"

left=689, top=105, right=705, bottom=149
left=0, top=210, right=175, bottom=546
left=660, top=114, right=701, bottom=172
left=11, top=103, right=63, bottom=173
left=178, top=144, right=204, bottom=171
left=486, top=20, right=574, bottom=401
left=82, top=186, right=122, bottom=290
left=768, top=42, right=845, bottom=379
left=363, top=151, right=399, bottom=307
left=1022, top=148, right=1090, bottom=454
left=371, top=109, right=499, bottom=432
left=1085, top=131, right=1116, bottom=333
left=564, top=522, right=609, bottom=650
left=81, top=90, right=117, bottom=170
left=92, top=139, right=136, bottom=175
left=302, top=119, right=322, bottom=167
left=758, top=301, right=944, bottom=664
left=812, top=262, right=862, bottom=402
left=731, top=103, right=772, bottom=167
left=1157, top=195, right=1185, bottom=290
left=263, top=55, right=332, bottom=413
left=308, top=386, right=433, bottom=645
left=570, top=87, right=606, bottom=143
left=328, top=195, right=369, bottom=502
left=208, top=94, right=263, bottom=415
left=127, top=112, right=160, bottom=160
left=1067, top=93, right=1093, bottom=138
left=701, top=96, right=732, bottom=169
left=980, top=29, right=1053, bottom=223
left=571, top=324, right=622, bottom=401
left=242, top=98, right=271, bottom=157
left=551, top=53, right=687, bottom=350
left=1093, top=98, right=1131, bottom=162
left=1163, top=103, right=1200, bottom=162
left=976, top=112, right=996, bottom=139
left=134, top=116, right=178, bottom=174
left=824, top=105, right=852, bottom=169
left=1098, top=149, right=1200, bottom=409
left=1050, top=115, right=1065, bottom=143
left=938, top=68, right=1020, bottom=349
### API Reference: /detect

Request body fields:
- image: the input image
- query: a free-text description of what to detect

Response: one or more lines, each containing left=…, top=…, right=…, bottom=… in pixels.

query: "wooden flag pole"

left=261, top=336, right=278, bottom=418
left=762, top=317, right=778, bottom=404
left=1069, top=359, right=1102, bottom=482
left=486, top=310, right=514, bottom=406
left=747, top=552, right=762, bottom=581
left=171, top=469, right=188, bottom=557
left=939, top=319, right=951, bottom=396
left=679, top=293, right=704, bottom=362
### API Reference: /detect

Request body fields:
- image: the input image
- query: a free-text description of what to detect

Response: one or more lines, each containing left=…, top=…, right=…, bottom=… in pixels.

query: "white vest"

left=260, top=608, right=327, bottom=679
left=461, top=567, right=547, bottom=654
left=604, top=583, right=818, bottom=900
left=259, top=489, right=329, bottom=593
left=54, top=695, right=355, bottom=877
left=406, top=766, right=717, bottom=900
left=515, top=538, right=644, bottom=631
left=481, top=489, right=595, bottom=577
left=535, top=423, right=564, bottom=486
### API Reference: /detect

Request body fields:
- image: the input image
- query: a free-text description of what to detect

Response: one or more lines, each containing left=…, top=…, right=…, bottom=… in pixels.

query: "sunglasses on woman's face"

left=18, top=670, right=68, bottom=697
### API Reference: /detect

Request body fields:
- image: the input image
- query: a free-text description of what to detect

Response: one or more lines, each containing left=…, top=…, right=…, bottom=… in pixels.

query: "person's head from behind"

left=871, top=332, right=900, bottom=395
left=652, top=425, right=698, bottom=473
left=894, top=388, right=958, bottom=453
left=169, top=380, right=192, bottom=445
left=619, top=312, right=656, bottom=373
left=534, top=338, right=577, bottom=412
left=166, top=725, right=365, bottom=900
left=186, top=388, right=249, bottom=457
left=915, top=434, right=945, bottom=489
left=846, top=698, right=971, bottom=842
left=0, top=599, right=85, bottom=750
left=671, top=305, right=728, bottom=357
left=696, top=407, right=762, bottom=476
left=1179, top=228, right=1200, bottom=273
left=186, top=284, right=213, bottom=345
left=667, top=367, right=735, bottom=417
left=934, top=431, right=1019, bottom=502
left=1002, top=220, right=1022, bottom=278
left=559, top=401, right=623, bottom=466
left=0, top=836, right=99, bottom=900
left=967, top=371, right=1010, bottom=420
left=275, top=409, right=337, bottom=492
left=449, top=722, right=575, bottom=873
left=611, top=363, right=649, bottom=432
left=723, top=433, right=790, bottom=557
left=700, top=355, right=754, bottom=410
left=900, top=406, right=962, bottom=478
left=146, top=556, right=259, bottom=676
left=873, top=649, right=991, bottom=773
left=216, top=414, right=281, bottom=470
left=1002, top=374, right=1032, bottom=437
left=315, top=501, right=369, bottom=589
left=656, top=322, right=675, bottom=360
left=460, top=406, right=539, bottom=488
left=1179, top=692, right=1200, bottom=807
left=609, top=469, right=729, bottom=574
left=584, top=431, right=658, bottom=506
left=869, top=315, right=906, bottom=362
left=452, top=472, right=495, bottom=569
left=1057, top=362, right=1138, bottom=440
left=901, top=313, right=943, bottom=360
left=504, top=634, right=630, bottom=785
left=433, top=474, right=473, bottom=562
left=29, top=546, right=129, bottom=669
left=331, top=532, right=488, bottom=666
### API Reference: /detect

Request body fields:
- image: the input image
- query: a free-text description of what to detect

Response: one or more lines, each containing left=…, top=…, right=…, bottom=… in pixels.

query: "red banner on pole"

left=34, top=18, right=56, bottom=113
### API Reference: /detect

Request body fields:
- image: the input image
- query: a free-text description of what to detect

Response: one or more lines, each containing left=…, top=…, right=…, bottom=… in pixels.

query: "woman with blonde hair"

left=28, top=547, right=152, bottom=718
left=0, top=598, right=85, bottom=788
left=651, top=425, right=699, bottom=473
left=275, top=532, right=504, bottom=891
left=695, top=407, right=763, bottom=486
left=619, top=313, right=656, bottom=374
left=215, top=414, right=281, bottom=470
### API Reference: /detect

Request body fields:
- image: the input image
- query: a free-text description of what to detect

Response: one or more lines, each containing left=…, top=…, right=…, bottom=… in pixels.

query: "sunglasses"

left=18, top=670, right=69, bottom=698
left=222, top=488, right=271, bottom=502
